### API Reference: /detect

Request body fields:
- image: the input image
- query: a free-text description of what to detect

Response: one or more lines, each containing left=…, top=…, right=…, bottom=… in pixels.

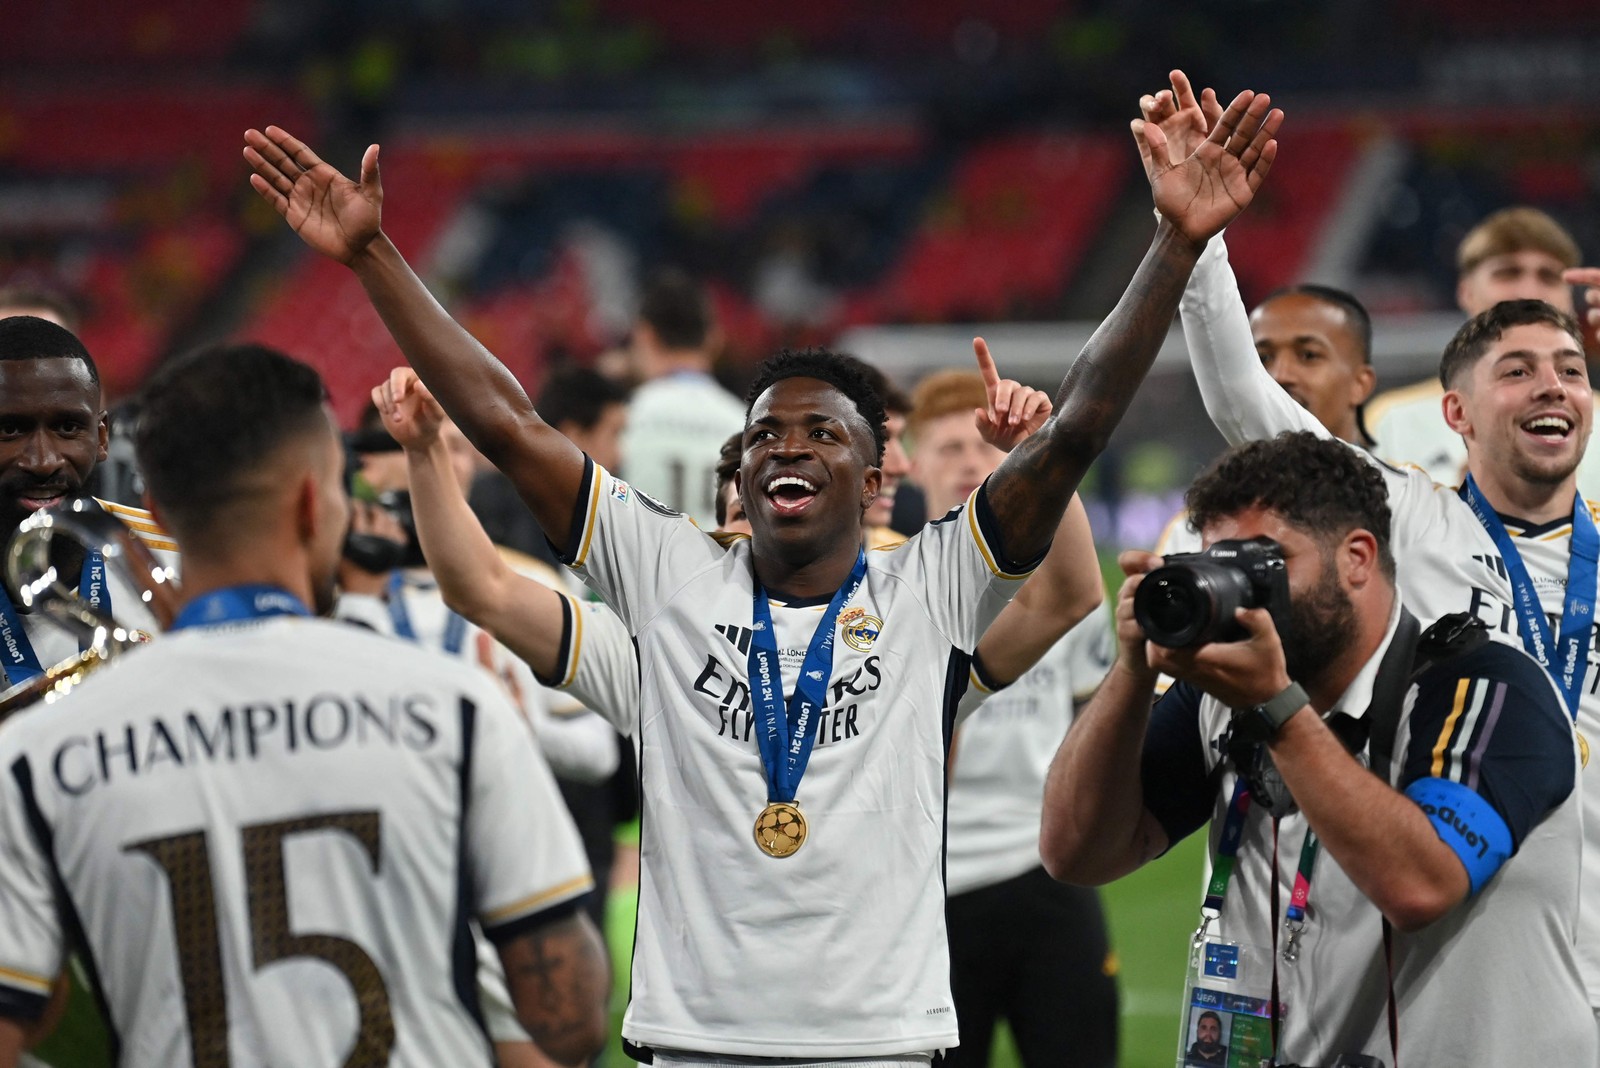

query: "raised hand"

left=1134, top=89, right=1283, bottom=246
left=1565, top=268, right=1600, bottom=349
left=1139, top=69, right=1224, bottom=169
left=372, top=367, right=447, bottom=452
left=243, top=126, right=382, bottom=265
left=972, top=337, right=1053, bottom=453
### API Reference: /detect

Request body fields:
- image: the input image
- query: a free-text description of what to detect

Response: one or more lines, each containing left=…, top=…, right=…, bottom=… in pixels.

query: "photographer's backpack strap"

left=1364, top=611, right=1490, bottom=785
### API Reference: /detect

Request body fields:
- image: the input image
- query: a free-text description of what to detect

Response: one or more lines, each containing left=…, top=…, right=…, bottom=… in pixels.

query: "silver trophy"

left=0, top=497, right=178, bottom=720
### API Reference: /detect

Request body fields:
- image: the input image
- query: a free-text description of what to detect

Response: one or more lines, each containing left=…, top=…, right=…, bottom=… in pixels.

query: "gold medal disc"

left=753, top=801, right=807, bottom=858
left=1580, top=730, right=1590, bottom=769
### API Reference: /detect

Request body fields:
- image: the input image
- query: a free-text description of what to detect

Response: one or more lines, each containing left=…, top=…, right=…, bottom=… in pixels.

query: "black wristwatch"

left=1233, top=681, right=1310, bottom=743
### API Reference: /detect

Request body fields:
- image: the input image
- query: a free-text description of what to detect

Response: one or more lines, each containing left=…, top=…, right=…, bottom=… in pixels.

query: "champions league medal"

left=754, top=801, right=808, bottom=858
left=1580, top=730, right=1591, bottom=769
left=746, top=549, right=868, bottom=860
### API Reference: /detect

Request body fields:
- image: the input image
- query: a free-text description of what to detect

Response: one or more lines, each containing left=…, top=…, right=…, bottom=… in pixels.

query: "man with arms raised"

left=244, top=92, right=1280, bottom=1062
left=0, top=346, right=609, bottom=1067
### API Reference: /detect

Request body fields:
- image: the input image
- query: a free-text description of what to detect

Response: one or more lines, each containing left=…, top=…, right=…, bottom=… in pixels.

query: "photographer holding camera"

left=1040, top=431, right=1593, bottom=1066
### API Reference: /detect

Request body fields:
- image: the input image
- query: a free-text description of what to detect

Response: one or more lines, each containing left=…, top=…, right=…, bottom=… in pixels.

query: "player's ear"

left=860, top=464, right=882, bottom=512
left=293, top=471, right=321, bottom=546
left=1441, top=386, right=1472, bottom=437
left=95, top=410, right=110, bottom=464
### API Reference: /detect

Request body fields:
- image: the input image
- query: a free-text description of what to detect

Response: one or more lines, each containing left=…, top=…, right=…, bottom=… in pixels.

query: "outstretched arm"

left=244, top=128, right=588, bottom=552
left=983, top=90, right=1283, bottom=565
left=372, top=368, right=569, bottom=679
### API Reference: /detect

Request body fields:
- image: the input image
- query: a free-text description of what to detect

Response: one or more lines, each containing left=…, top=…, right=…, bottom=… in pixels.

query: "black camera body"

left=1133, top=536, right=1291, bottom=648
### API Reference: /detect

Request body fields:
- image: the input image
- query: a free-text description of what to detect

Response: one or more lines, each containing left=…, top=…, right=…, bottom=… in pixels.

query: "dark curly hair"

left=744, top=347, right=887, bottom=464
left=1186, top=431, right=1394, bottom=578
left=1439, top=299, right=1583, bottom=389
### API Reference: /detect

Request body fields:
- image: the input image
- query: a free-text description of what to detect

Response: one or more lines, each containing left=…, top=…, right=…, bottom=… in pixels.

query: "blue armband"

left=1404, top=777, right=1513, bottom=894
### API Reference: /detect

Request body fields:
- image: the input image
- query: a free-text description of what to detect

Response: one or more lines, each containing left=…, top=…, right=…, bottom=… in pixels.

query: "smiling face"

left=1250, top=294, right=1375, bottom=443
left=737, top=376, right=880, bottom=562
left=1446, top=321, right=1591, bottom=491
left=0, top=357, right=107, bottom=537
left=1197, top=1014, right=1221, bottom=1045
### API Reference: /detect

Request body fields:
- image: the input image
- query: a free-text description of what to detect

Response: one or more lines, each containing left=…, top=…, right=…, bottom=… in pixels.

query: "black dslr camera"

left=1133, top=536, right=1291, bottom=648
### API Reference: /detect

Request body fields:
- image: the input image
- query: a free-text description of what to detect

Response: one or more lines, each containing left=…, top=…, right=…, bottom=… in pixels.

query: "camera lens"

left=1134, top=561, right=1252, bottom=647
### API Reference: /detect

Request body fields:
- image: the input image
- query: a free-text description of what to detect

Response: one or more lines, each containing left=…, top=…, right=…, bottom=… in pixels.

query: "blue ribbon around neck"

left=171, top=584, right=311, bottom=631
left=0, top=551, right=108, bottom=683
left=1460, top=474, right=1597, bottom=718
left=386, top=570, right=466, bottom=655
left=747, top=549, right=868, bottom=804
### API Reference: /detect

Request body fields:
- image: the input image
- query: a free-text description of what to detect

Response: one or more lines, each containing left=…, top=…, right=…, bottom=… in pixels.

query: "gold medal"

left=1580, top=730, right=1590, bottom=769
left=753, top=801, right=807, bottom=858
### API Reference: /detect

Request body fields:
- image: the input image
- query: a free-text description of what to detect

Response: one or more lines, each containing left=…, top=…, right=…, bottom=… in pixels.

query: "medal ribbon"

left=1460, top=475, right=1597, bottom=718
left=747, top=549, right=868, bottom=804
left=386, top=571, right=467, bottom=654
left=0, top=551, right=109, bottom=683
left=171, top=584, right=311, bottom=631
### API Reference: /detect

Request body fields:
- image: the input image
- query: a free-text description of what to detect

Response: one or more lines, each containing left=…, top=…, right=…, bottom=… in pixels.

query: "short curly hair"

left=1186, top=431, right=1394, bottom=578
left=744, top=348, right=887, bottom=464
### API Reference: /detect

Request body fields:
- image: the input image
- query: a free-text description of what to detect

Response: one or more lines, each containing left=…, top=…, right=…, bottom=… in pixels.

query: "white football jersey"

left=558, top=460, right=1030, bottom=1058
left=1474, top=502, right=1600, bottom=1000
left=946, top=605, right=1113, bottom=897
left=618, top=371, right=747, bottom=528
left=1368, top=379, right=1600, bottom=501
left=0, top=613, right=592, bottom=1067
left=336, top=570, right=618, bottom=784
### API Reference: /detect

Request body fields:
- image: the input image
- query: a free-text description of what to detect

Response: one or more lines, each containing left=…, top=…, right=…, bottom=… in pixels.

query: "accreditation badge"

left=1177, top=927, right=1279, bottom=1068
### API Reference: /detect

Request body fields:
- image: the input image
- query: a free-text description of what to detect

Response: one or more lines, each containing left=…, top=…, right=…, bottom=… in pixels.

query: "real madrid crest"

left=837, top=606, right=883, bottom=652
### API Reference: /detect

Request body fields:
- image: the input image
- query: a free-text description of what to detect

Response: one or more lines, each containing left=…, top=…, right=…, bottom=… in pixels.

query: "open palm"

left=1135, top=90, right=1282, bottom=246
left=244, top=126, right=382, bottom=265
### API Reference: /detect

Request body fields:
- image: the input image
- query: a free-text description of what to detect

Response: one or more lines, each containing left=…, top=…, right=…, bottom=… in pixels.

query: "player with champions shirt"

left=0, top=346, right=610, bottom=1067
left=244, top=90, right=1281, bottom=1062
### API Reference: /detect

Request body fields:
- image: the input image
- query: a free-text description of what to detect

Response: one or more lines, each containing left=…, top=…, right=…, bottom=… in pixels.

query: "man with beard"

left=0, top=316, right=173, bottom=685
left=1183, top=1010, right=1226, bottom=1066
left=1041, top=431, right=1592, bottom=1065
left=0, top=345, right=610, bottom=1067
left=244, top=87, right=1279, bottom=1063
left=1152, top=68, right=1600, bottom=1042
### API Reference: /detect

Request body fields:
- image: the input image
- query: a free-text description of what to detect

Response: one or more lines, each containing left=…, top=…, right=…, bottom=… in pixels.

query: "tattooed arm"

left=498, top=912, right=611, bottom=1066
left=982, top=90, right=1282, bottom=565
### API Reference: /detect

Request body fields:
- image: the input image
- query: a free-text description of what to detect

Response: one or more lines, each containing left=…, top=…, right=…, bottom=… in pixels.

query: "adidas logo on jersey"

left=714, top=623, right=755, bottom=655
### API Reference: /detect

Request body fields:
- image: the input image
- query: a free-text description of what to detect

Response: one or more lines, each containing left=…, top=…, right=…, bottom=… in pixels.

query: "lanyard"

left=1460, top=475, right=1597, bottom=717
left=386, top=571, right=466, bottom=655
left=747, top=550, right=867, bottom=804
left=0, top=551, right=108, bottom=683
left=171, top=584, right=310, bottom=631
left=1200, top=777, right=1319, bottom=934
